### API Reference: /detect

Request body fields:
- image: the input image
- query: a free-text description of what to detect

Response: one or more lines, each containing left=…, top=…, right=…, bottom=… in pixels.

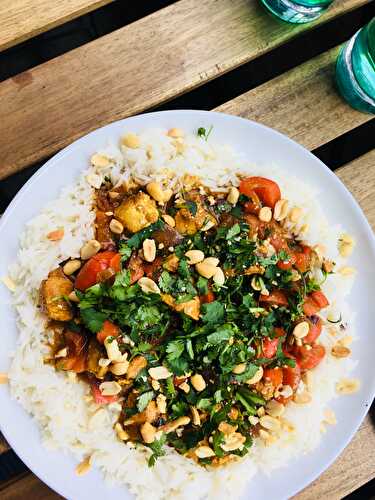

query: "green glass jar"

left=336, top=18, right=375, bottom=114
left=260, top=0, right=334, bottom=23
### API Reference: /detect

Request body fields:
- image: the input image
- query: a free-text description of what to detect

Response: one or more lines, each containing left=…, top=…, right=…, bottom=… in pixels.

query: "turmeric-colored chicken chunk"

left=174, top=192, right=216, bottom=235
left=114, top=191, right=159, bottom=233
left=40, top=268, right=73, bottom=321
left=161, top=293, right=200, bottom=320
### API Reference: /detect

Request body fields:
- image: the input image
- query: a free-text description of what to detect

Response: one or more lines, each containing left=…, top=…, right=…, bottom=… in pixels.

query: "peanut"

left=293, top=321, right=309, bottom=339
left=273, top=199, right=289, bottom=221
left=138, top=277, right=160, bottom=294
left=143, top=239, right=156, bottom=263
left=149, top=366, right=172, bottom=380
left=185, top=249, right=205, bottom=265
left=140, top=422, right=156, bottom=443
left=80, top=239, right=101, bottom=260
left=109, top=219, right=124, bottom=235
left=213, top=267, right=225, bottom=286
left=195, top=445, right=215, bottom=458
left=259, top=207, right=272, bottom=222
left=331, top=345, right=351, bottom=358
left=162, top=214, right=176, bottom=227
left=336, top=378, right=360, bottom=395
left=227, top=186, right=240, bottom=205
left=91, top=153, right=111, bottom=168
left=63, top=259, right=81, bottom=276
left=167, top=128, right=184, bottom=138
left=122, top=133, right=140, bottom=149
left=190, top=374, right=206, bottom=392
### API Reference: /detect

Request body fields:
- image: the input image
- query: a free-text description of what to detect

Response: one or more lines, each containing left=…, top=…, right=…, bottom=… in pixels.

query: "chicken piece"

left=153, top=225, right=183, bottom=248
left=40, top=268, right=73, bottom=321
left=175, top=192, right=216, bottom=235
left=114, top=192, right=158, bottom=233
left=56, top=330, right=88, bottom=373
left=123, top=400, right=160, bottom=425
left=95, top=210, right=112, bottom=245
left=87, top=338, right=104, bottom=376
left=127, top=355, right=148, bottom=379
left=163, top=254, right=179, bottom=272
left=161, top=294, right=200, bottom=321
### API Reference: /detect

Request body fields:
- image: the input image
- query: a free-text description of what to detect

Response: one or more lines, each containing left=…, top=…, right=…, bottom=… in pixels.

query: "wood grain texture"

left=336, top=150, right=375, bottom=232
left=0, top=0, right=113, bottom=52
left=0, top=433, right=9, bottom=453
left=216, top=47, right=374, bottom=151
left=0, top=0, right=368, bottom=179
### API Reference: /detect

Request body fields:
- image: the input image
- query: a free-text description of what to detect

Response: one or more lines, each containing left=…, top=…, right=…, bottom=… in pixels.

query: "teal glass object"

left=336, top=18, right=375, bottom=114
left=260, top=0, right=333, bottom=23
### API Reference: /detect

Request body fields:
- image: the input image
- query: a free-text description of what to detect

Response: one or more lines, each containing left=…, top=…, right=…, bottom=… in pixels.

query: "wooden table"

left=0, top=0, right=374, bottom=498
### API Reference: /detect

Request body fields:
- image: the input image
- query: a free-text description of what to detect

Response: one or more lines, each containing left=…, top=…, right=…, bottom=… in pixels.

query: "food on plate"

left=5, top=127, right=359, bottom=499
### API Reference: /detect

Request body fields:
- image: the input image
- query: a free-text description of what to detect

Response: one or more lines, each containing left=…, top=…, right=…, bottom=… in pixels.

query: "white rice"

left=7, top=128, right=357, bottom=499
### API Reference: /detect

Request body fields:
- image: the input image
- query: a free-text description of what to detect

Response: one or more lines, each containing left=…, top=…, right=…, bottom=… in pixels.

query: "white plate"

left=0, top=110, right=374, bottom=500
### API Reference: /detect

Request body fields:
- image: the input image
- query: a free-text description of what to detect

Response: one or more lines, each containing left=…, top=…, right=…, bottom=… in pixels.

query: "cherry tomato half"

left=263, top=367, right=283, bottom=387
left=239, top=176, right=281, bottom=209
left=304, top=316, right=323, bottom=344
left=96, top=320, right=120, bottom=344
left=261, top=337, right=279, bottom=358
left=56, top=330, right=88, bottom=373
left=294, top=344, right=326, bottom=370
left=294, top=246, right=312, bottom=273
left=75, top=251, right=120, bottom=291
left=277, top=253, right=297, bottom=270
left=260, top=290, right=288, bottom=307
left=303, top=291, right=329, bottom=316
left=200, top=290, right=216, bottom=304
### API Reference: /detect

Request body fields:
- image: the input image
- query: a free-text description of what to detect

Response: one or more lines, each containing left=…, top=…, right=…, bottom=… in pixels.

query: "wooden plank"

left=0, top=0, right=113, bottom=52
left=0, top=0, right=368, bottom=180
left=216, top=47, right=373, bottom=151
left=0, top=472, right=62, bottom=500
left=295, top=415, right=375, bottom=499
left=0, top=433, right=9, bottom=454
left=336, top=150, right=375, bottom=232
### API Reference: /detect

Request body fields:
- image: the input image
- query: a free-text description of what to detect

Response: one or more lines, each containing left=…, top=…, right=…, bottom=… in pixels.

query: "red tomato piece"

left=294, top=344, right=326, bottom=370
left=274, top=327, right=286, bottom=338
left=127, top=253, right=145, bottom=284
left=75, top=251, right=120, bottom=291
left=263, top=367, right=283, bottom=387
left=282, top=363, right=301, bottom=391
left=91, top=381, right=119, bottom=405
left=294, top=246, right=312, bottom=273
left=239, top=176, right=281, bottom=209
left=304, top=316, right=323, bottom=344
left=261, top=337, right=279, bottom=358
left=277, top=253, right=296, bottom=270
left=303, top=291, right=329, bottom=316
left=200, top=290, right=215, bottom=304
left=260, top=290, right=288, bottom=307
left=96, top=320, right=120, bottom=344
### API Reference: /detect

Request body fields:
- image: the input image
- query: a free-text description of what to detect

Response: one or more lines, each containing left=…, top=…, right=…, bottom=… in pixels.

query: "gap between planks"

left=0, top=0, right=369, bottom=179
left=0, top=0, right=114, bottom=52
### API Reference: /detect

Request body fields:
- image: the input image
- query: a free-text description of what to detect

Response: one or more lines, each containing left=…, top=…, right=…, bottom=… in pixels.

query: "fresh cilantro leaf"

left=175, top=293, right=195, bottom=304
left=165, top=376, right=176, bottom=396
left=201, top=301, right=225, bottom=324
left=206, top=324, right=235, bottom=345
left=119, top=242, right=132, bottom=261
left=212, top=430, right=225, bottom=457
left=80, top=307, right=106, bottom=333
left=214, top=389, right=223, bottom=403
left=226, top=223, right=240, bottom=240
left=179, top=200, right=197, bottom=216
left=166, top=340, right=185, bottom=361
left=234, top=363, right=259, bottom=382
left=196, top=398, right=213, bottom=410
left=158, top=271, right=175, bottom=293
left=113, top=269, right=131, bottom=288
left=197, top=125, right=213, bottom=141
left=137, top=390, right=155, bottom=412
left=196, top=276, right=208, bottom=295
left=186, top=339, right=194, bottom=359
left=126, top=220, right=164, bottom=249
left=147, top=434, right=167, bottom=467
left=178, top=258, right=190, bottom=279
left=167, top=356, right=189, bottom=376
